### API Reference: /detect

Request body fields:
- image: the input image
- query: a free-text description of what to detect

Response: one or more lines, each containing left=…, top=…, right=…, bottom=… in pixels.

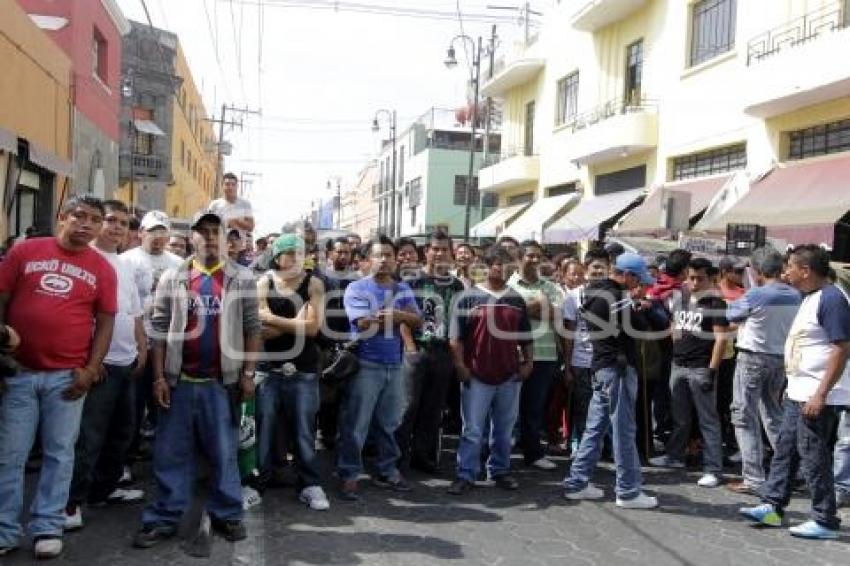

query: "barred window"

left=672, top=143, right=747, bottom=180
left=788, top=119, right=850, bottom=160
left=453, top=175, right=479, bottom=205
left=690, top=0, right=737, bottom=67
left=409, top=177, right=422, bottom=207
left=482, top=192, right=498, bottom=208
left=555, top=72, right=579, bottom=126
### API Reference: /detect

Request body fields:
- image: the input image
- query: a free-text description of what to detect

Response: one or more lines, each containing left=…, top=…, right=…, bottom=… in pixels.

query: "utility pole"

left=240, top=171, right=262, bottom=199
left=207, top=104, right=261, bottom=199
left=482, top=24, right=497, bottom=222
left=463, top=37, right=482, bottom=242
left=487, top=2, right=542, bottom=45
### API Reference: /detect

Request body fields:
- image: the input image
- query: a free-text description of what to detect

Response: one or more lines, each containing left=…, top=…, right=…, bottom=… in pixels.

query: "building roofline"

left=101, top=0, right=131, bottom=35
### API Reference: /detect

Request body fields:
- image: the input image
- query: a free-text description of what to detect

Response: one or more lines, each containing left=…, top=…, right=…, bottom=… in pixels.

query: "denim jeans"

left=256, top=370, right=321, bottom=488
left=142, top=380, right=242, bottom=526
left=760, top=397, right=839, bottom=530
left=0, top=370, right=85, bottom=545
left=563, top=365, right=643, bottom=500
left=730, top=351, right=785, bottom=487
left=396, top=345, right=454, bottom=468
left=833, top=407, right=850, bottom=497
left=569, top=367, right=594, bottom=447
left=519, top=361, right=559, bottom=464
left=69, top=363, right=137, bottom=506
left=666, top=364, right=723, bottom=473
left=456, top=377, right=521, bottom=482
left=337, top=359, right=404, bottom=482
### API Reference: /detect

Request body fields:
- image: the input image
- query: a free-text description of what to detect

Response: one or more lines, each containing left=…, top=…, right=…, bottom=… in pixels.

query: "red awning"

left=698, top=153, right=850, bottom=247
left=616, top=174, right=731, bottom=234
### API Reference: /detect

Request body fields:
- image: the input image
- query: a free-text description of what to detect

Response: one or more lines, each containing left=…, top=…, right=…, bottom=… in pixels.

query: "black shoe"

left=132, top=523, right=177, bottom=549
left=447, top=478, right=474, bottom=496
left=372, top=475, right=413, bottom=492
left=210, top=518, right=247, bottom=542
left=492, top=474, right=519, bottom=491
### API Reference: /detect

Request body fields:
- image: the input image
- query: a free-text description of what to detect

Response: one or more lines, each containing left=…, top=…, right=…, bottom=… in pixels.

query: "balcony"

left=570, top=0, right=648, bottom=32
left=743, top=2, right=850, bottom=118
left=565, top=98, right=658, bottom=166
left=480, top=37, right=545, bottom=98
left=478, top=150, right=540, bottom=193
left=121, top=153, right=164, bottom=179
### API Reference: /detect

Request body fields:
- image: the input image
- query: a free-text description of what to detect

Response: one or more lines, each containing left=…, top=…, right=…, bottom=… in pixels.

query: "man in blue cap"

left=561, top=252, right=665, bottom=509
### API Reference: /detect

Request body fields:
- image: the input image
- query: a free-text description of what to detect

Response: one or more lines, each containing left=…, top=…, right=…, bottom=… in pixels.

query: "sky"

left=115, top=0, right=543, bottom=236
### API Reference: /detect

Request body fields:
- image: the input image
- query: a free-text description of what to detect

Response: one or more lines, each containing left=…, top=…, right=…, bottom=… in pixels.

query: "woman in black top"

left=256, top=234, right=329, bottom=510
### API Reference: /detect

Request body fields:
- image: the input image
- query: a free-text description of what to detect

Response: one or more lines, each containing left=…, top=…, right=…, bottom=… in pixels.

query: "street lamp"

left=372, top=109, right=397, bottom=238
left=443, top=34, right=482, bottom=241
left=121, top=70, right=136, bottom=214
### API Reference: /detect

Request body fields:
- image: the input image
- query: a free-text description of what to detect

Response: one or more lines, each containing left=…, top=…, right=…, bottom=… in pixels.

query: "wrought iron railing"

left=565, top=96, right=657, bottom=133
left=747, top=2, right=848, bottom=65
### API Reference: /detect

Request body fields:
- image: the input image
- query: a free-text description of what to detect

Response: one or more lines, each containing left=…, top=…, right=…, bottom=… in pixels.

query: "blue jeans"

left=337, top=359, right=404, bottom=482
left=563, top=365, right=643, bottom=499
left=456, top=377, right=521, bottom=482
left=256, top=370, right=321, bottom=488
left=835, top=407, right=850, bottom=497
left=760, top=397, right=839, bottom=530
left=142, top=380, right=242, bottom=526
left=519, top=361, right=558, bottom=464
left=0, top=370, right=85, bottom=545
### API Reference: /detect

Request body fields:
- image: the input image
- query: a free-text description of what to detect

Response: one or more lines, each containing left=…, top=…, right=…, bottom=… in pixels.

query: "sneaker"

left=492, top=474, right=519, bottom=491
left=648, top=455, right=685, bottom=469
left=789, top=520, right=839, bottom=540
left=697, top=473, right=721, bottom=488
left=616, top=492, right=658, bottom=509
left=726, top=481, right=759, bottom=496
left=372, top=475, right=413, bottom=492
left=739, top=503, right=783, bottom=527
left=564, top=483, right=604, bottom=501
left=529, top=457, right=557, bottom=471
left=132, top=523, right=178, bottom=548
left=64, top=505, right=83, bottom=531
left=241, top=486, right=262, bottom=510
left=209, top=518, right=247, bottom=542
left=33, top=536, right=62, bottom=559
left=299, top=486, right=330, bottom=511
left=106, top=488, right=145, bottom=504
left=447, top=478, right=474, bottom=496
left=339, top=480, right=360, bottom=502
left=118, top=465, right=133, bottom=487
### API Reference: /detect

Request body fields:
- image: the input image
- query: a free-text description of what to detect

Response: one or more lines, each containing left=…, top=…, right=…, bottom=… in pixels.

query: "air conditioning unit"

left=660, top=189, right=691, bottom=231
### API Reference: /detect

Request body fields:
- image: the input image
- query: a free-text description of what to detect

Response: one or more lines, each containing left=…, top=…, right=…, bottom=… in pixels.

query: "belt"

left=737, top=348, right=783, bottom=358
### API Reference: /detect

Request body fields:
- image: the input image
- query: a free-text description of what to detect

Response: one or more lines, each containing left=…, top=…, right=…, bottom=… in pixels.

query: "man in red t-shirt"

left=0, top=195, right=117, bottom=560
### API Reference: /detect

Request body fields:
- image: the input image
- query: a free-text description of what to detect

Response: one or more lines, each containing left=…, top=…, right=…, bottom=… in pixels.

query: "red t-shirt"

left=0, top=237, right=118, bottom=370
left=181, top=263, right=225, bottom=379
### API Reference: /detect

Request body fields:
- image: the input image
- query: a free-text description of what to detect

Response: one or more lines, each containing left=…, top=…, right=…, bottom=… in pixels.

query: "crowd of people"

left=0, top=172, right=849, bottom=560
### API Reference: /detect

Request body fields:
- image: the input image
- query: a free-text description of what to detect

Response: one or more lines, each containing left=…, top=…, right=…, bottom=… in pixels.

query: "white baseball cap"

left=140, top=210, right=171, bottom=231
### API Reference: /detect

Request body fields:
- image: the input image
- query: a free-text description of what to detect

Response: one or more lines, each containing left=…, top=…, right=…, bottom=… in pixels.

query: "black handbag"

left=321, top=340, right=361, bottom=382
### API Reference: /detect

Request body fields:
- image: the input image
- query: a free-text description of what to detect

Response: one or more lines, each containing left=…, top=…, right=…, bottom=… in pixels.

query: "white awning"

left=470, top=203, right=529, bottom=238
left=501, top=193, right=580, bottom=242
left=133, top=119, right=165, bottom=137
left=544, top=188, right=645, bottom=243
left=0, top=127, right=16, bottom=154
left=28, top=141, right=72, bottom=177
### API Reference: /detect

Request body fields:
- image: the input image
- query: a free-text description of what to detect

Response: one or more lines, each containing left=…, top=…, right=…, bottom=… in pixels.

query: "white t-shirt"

left=208, top=197, right=253, bottom=229
left=96, top=249, right=144, bottom=366
left=785, top=284, right=850, bottom=405
left=120, top=247, right=182, bottom=335
left=563, top=286, right=593, bottom=369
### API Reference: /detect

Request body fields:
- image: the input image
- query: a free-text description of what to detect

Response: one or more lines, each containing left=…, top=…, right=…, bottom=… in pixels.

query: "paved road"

left=3, top=454, right=850, bottom=565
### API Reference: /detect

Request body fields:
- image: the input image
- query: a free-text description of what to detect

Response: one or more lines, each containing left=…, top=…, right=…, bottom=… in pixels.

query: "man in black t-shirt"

left=651, top=258, right=728, bottom=488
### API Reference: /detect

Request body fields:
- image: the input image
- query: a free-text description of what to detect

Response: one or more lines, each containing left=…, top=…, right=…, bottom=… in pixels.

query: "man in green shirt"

left=508, top=240, right=565, bottom=470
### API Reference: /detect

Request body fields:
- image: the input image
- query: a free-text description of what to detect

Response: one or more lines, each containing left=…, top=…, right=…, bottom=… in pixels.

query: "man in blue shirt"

left=338, top=235, right=422, bottom=501
left=724, top=248, right=801, bottom=496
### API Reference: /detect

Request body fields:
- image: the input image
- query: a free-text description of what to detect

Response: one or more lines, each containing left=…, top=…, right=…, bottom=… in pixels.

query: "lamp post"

left=444, top=35, right=482, bottom=241
left=121, top=71, right=136, bottom=213
left=372, top=109, right=397, bottom=238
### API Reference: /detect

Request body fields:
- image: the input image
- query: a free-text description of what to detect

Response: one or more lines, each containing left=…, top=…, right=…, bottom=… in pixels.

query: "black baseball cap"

left=190, top=210, right=223, bottom=231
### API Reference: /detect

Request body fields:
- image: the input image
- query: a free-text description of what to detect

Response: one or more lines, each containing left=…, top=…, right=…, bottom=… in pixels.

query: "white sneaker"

left=299, top=486, right=331, bottom=511
left=242, top=486, right=262, bottom=510
left=530, top=457, right=557, bottom=471
left=106, top=488, right=145, bottom=503
left=697, top=473, right=721, bottom=488
left=649, top=455, right=685, bottom=469
left=564, top=483, right=605, bottom=500
left=64, top=506, right=83, bottom=531
left=616, top=492, right=658, bottom=509
left=33, top=537, right=62, bottom=559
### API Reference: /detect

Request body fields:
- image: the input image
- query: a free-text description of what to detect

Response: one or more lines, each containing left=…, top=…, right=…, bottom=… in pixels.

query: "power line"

left=201, top=0, right=235, bottom=103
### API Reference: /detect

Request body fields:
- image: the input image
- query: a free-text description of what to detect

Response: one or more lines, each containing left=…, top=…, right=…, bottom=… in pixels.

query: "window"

left=180, top=140, right=186, bottom=167
left=524, top=101, right=536, bottom=156
left=134, top=132, right=153, bottom=155
left=398, top=147, right=405, bottom=187
left=595, top=165, right=646, bottom=195
left=409, top=177, right=422, bottom=207
left=92, top=28, right=108, bottom=82
left=624, top=40, right=643, bottom=105
left=508, top=192, right=534, bottom=206
left=672, top=143, right=747, bottom=180
left=482, top=193, right=498, bottom=208
left=690, top=0, right=737, bottom=67
left=788, top=119, right=850, bottom=160
left=547, top=182, right=577, bottom=197
left=555, top=72, right=579, bottom=126
left=410, top=206, right=417, bottom=227
left=453, top=175, right=480, bottom=206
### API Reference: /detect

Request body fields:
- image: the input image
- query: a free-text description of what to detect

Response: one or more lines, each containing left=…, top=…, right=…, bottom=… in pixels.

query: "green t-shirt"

left=507, top=273, right=564, bottom=362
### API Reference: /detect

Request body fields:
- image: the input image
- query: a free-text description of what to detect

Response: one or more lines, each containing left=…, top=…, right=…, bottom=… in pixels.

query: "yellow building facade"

left=479, top=0, right=850, bottom=252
